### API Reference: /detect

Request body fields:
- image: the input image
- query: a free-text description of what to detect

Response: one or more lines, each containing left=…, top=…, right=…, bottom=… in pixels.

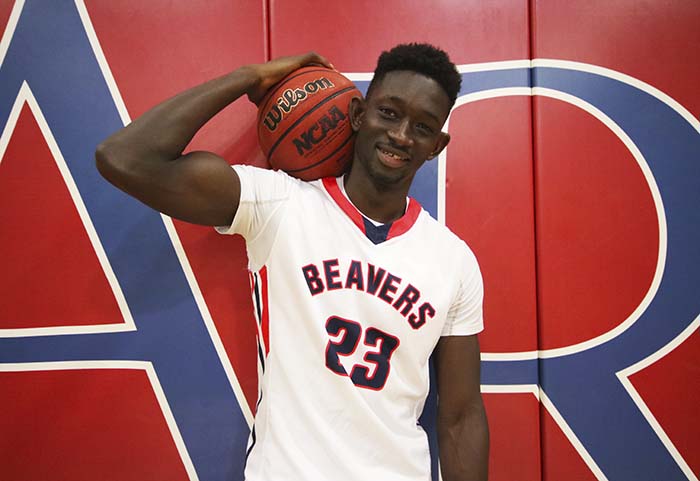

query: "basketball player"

left=96, top=44, right=489, bottom=481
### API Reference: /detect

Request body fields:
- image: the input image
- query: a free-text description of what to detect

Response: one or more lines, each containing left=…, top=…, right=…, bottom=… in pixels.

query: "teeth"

left=381, top=148, right=404, bottom=160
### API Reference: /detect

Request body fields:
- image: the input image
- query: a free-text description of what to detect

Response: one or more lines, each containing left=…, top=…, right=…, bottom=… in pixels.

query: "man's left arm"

left=434, top=334, right=489, bottom=481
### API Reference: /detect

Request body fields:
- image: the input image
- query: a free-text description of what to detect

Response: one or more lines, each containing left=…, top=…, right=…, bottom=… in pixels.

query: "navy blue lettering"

left=303, top=260, right=432, bottom=330
left=392, top=284, right=421, bottom=316
left=302, top=264, right=324, bottom=295
left=325, top=316, right=362, bottom=376
left=345, top=260, right=365, bottom=291
left=350, top=328, right=400, bottom=390
left=409, top=302, right=435, bottom=329
left=366, top=264, right=386, bottom=295
left=323, top=259, right=343, bottom=290
left=378, top=274, right=402, bottom=304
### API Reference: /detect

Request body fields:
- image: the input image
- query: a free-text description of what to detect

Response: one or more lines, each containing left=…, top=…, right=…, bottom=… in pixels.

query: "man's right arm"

left=95, top=52, right=331, bottom=227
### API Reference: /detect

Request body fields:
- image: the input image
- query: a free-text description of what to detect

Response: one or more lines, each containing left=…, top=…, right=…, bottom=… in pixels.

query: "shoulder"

left=414, top=210, right=482, bottom=282
left=233, top=165, right=327, bottom=201
left=417, top=210, right=477, bottom=256
left=233, top=164, right=303, bottom=189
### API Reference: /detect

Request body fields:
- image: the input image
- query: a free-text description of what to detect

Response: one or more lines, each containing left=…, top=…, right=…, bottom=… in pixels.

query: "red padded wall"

left=0, top=104, right=124, bottom=328
left=85, top=0, right=267, bottom=411
left=268, top=0, right=530, bottom=69
left=446, top=96, right=537, bottom=354
left=533, top=97, right=658, bottom=351
left=532, top=1, right=700, bottom=479
left=0, top=370, right=190, bottom=481
left=3, top=1, right=699, bottom=480
left=1, top=3, right=265, bottom=479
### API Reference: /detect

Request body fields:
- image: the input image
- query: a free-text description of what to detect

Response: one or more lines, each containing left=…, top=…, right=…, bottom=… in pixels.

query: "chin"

left=353, top=148, right=411, bottom=188
left=367, top=162, right=409, bottom=187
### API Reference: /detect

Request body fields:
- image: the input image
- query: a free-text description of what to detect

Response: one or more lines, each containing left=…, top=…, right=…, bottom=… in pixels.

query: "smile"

left=377, top=147, right=409, bottom=168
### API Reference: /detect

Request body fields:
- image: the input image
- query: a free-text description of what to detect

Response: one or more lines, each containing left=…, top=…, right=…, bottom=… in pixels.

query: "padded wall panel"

left=533, top=0, right=700, bottom=118
left=0, top=1, right=13, bottom=40
left=85, top=0, right=267, bottom=412
left=268, top=0, right=530, bottom=69
left=0, top=370, right=190, bottom=481
left=483, top=392, right=542, bottom=481
left=445, top=96, right=537, bottom=354
left=0, top=104, right=125, bottom=328
left=5, top=1, right=697, bottom=480
left=532, top=1, right=700, bottom=479
left=629, top=330, right=700, bottom=476
left=534, top=97, right=658, bottom=351
left=0, top=1, right=266, bottom=480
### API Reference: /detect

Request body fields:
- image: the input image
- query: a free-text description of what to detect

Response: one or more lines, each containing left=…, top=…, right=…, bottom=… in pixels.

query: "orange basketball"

left=257, top=66, right=360, bottom=181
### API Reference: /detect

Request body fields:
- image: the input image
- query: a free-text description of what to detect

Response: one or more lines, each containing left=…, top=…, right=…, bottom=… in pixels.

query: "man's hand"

left=243, top=52, right=334, bottom=105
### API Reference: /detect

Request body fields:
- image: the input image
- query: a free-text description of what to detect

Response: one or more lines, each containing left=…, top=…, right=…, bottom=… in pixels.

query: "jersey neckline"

left=321, top=177, right=422, bottom=244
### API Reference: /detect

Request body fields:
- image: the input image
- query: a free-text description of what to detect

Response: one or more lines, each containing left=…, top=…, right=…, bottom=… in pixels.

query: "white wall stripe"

left=0, top=0, right=24, bottom=69
left=74, top=0, right=130, bottom=125
left=456, top=59, right=532, bottom=73
left=481, top=383, right=540, bottom=400
left=346, top=59, right=532, bottom=82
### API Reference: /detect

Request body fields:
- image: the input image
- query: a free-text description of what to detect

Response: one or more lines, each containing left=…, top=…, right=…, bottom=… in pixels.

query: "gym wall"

left=0, top=1, right=698, bottom=480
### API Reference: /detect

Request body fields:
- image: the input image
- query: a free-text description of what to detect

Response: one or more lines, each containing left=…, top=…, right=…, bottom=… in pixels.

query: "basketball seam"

left=266, top=86, right=358, bottom=161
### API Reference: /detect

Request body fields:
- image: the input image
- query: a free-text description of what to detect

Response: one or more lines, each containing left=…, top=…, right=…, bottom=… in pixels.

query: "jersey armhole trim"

left=245, top=192, right=293, bottom=272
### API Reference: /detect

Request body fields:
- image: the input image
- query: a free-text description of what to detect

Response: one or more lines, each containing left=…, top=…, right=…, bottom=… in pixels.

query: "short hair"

left=367, top=43, right=462, bottom=108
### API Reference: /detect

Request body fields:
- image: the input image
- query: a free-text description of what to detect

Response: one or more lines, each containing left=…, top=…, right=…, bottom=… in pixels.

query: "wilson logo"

left=263, top=77, right=335, bottom=132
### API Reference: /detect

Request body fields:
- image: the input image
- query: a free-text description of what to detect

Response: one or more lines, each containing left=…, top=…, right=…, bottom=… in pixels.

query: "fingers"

left=266, top=51, right=335, bottom=72
left=283, top=51, right=334, bottom=71
left=246, top=52, right=336, bottom=106
left=303, top=51, right=334, bottom=70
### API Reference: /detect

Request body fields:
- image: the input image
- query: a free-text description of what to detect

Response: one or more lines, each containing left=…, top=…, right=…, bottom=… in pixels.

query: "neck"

left=343, top=165, right=411, bottom=224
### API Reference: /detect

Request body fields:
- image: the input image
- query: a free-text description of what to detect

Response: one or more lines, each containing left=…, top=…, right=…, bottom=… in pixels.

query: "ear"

left=349, top=96, right=366, bottom=133
left=429, top=132, right=450, bottom=160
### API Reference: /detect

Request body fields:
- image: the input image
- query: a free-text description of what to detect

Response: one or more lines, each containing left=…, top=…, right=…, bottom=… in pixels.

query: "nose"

left=387, top=119, right=413, bottom=147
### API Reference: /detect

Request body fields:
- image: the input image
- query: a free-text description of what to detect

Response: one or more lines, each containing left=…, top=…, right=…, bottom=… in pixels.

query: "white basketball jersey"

left=217, top=165, right=484, bottom=481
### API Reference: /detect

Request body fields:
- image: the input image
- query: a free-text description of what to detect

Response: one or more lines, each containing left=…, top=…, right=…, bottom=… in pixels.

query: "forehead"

left=368, top=70, right=452, bottom=123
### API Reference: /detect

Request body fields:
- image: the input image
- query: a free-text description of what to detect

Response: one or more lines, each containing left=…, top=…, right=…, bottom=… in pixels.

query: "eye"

left=378, top=107, right=397, bottom=119
left=416, top=123, right=434, bottom=135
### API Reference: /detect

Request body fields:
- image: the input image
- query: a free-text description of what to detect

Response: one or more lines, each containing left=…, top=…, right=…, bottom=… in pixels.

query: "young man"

left=96, top=43, right=488, bottom=481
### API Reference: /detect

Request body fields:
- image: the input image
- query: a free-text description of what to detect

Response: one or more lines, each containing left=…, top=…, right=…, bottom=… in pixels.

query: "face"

left=349, top=70, right=452, bottom=188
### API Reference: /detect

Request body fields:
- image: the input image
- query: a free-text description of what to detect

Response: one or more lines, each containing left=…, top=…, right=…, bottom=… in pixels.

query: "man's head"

left=366, top=43, right=462, bottom=110
left=349, top=43, right=460, bottom=188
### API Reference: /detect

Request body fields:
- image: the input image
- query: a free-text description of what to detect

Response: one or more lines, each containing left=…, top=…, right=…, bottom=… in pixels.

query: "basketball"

left=257, top=66, right=361, bottom=181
